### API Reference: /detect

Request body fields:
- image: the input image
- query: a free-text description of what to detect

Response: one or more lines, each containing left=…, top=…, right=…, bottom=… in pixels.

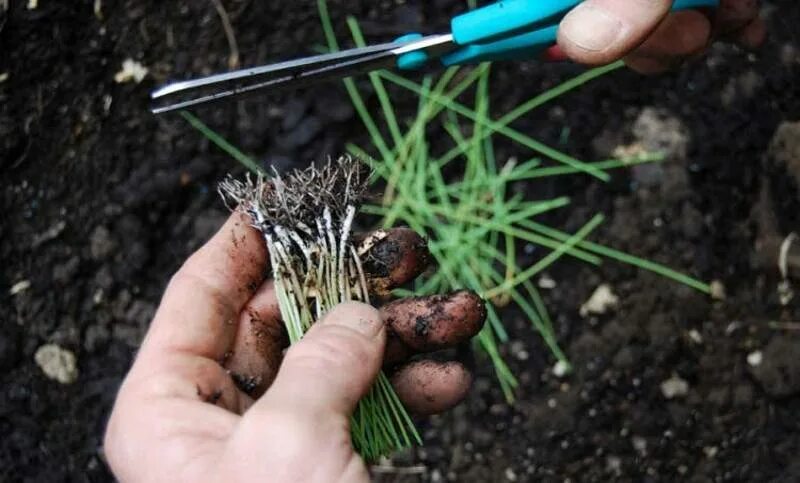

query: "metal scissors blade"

left=150, top=34, right=454, bottom=114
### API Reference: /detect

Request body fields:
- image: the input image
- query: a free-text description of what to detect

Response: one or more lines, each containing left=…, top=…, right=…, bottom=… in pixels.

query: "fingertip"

left=558, top=0, right=672, bottom=65
left=381, top=290, right=486, bottom=354
left=391, top=360, right=472, bottom=415
left=321, top=301, right=384, bottom=340
left=363, top=227, right=432, bottom=298
left=734, top=18, right=767, bottom=49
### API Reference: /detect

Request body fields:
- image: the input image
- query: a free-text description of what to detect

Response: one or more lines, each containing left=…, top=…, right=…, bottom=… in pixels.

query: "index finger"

left=138, top=210, right=268, bottom=364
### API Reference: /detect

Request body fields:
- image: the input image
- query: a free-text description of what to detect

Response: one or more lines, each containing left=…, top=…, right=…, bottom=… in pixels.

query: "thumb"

left=256, top=301, right=385, bottom=417
left=558, top=0, right=673, bottom=65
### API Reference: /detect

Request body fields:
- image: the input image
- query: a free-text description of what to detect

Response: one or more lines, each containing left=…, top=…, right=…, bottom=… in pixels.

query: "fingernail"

left=325, top=301, right=383, bottom=338
left=560, top=4, right=623, bottom=52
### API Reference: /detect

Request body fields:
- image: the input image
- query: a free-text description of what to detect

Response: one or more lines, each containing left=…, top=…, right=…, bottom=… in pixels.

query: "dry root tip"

left=218, top=155, right=370, bottom=230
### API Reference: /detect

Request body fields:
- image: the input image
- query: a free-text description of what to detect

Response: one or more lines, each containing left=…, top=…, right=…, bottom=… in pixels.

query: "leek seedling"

left=219, top=156, right=420, bottom=460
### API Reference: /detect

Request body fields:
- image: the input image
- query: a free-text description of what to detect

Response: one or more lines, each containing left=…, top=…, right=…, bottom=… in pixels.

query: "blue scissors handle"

left=400, top=0, right=719, bottom=69
left=150, top=0, right=720, bottom=112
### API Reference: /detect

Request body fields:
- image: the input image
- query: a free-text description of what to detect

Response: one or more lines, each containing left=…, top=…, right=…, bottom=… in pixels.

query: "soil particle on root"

left=660, top=373, right=690, bottom=399
left=414, top=316, right=429, bottom=337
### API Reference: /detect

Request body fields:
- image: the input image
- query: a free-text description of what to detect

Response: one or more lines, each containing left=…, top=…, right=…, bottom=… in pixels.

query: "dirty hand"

left=104, top=212, right=485, bottom=482
left=558, top=0, right=765, bottom=73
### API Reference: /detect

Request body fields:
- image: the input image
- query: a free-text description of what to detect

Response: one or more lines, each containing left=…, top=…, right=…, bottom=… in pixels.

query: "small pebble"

left=9, top=280, right=31, bottom=295
left=552, top=360, right=570, bottom=378
left=725, top=321, right=743, bottom=335
left=580, top=284, right=619, bottom=317
left=504, top=468, right=517, bottom=481
left=606, top=455, right=622, bottom=475
left=660, top=373, right=689, bottom=399
left=747, top=350, right=763, bottom=367
left=710, top=280, right=726, bottom=300
left=114, top=58, right=148, bottom=84
left=688, top=329, right=704, bottom=344
left=509, top=340, right=529, bottom=361
left=538, top=275, right=556, bottom=289
left=34, top=344, right=78, bottom=384
left=632, top=436, right=647, bottom=454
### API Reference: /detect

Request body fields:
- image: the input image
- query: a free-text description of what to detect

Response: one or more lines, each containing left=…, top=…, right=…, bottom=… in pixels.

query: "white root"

left=219, top=156, right=371, bottom=341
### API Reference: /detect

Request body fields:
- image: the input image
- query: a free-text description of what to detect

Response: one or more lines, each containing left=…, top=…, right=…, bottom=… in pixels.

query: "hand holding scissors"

left=559, top=0, right=764, bottom=73
left=151, top=0, right=763, bottom=114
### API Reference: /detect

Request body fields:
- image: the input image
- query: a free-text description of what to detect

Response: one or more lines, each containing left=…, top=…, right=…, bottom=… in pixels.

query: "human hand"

left=104, top=212, right=485, bottom=482
left=557, top=0, right=765, bottom=73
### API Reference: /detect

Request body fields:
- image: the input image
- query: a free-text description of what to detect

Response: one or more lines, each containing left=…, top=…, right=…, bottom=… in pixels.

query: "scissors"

left=151, top=0, right=718, bottom=114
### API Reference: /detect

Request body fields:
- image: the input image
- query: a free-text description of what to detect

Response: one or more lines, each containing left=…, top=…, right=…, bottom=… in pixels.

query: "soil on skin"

left=2, top=1, right=800, bottom=481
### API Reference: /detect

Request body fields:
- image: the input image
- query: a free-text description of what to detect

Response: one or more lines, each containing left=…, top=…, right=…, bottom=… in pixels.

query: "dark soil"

left=2, top=1, right=800, bottom=481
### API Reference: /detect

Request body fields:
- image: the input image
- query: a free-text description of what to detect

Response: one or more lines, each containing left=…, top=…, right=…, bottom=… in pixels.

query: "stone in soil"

left=661, top=373, right=690, bottom=399
left=631, top=107, right=689, bottom=159
left=768, top=120, right=800, bottom=185
left=579, top=284, right=619, bottom=317
left=34, top=344, right=78, bottom=384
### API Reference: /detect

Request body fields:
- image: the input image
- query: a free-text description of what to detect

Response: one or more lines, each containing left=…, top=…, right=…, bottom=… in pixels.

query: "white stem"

left=351, top=245, right=370, bottom=305
left=315, top=217, right=333, bottom=313
left=324, top=207, right=340, bottom=304
left=272, top=237, right=312, bottom=331
left=266, top=234, right=303, bottom=341
left=338, top=205, right=356, bottom=301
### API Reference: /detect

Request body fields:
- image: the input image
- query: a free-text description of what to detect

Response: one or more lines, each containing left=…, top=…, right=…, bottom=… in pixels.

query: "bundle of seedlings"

left=219, top=155, right=420, bottom=460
